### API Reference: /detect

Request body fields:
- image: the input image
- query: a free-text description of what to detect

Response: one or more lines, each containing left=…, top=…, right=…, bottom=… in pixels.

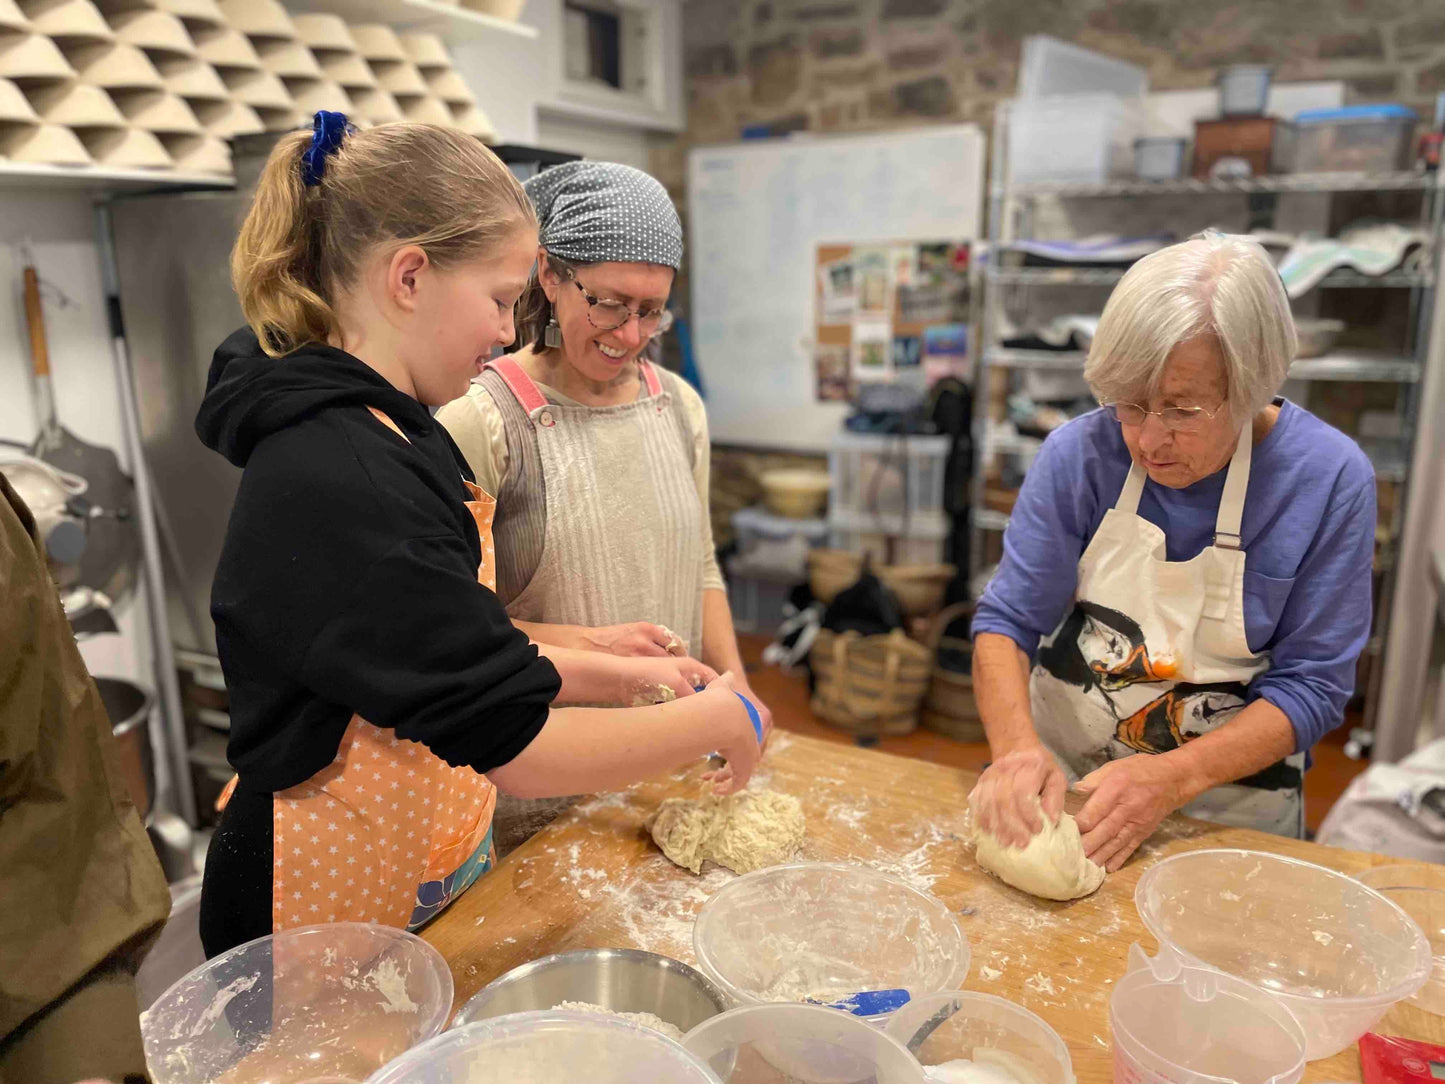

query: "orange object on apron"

left=217, top=407, right=502, bottom=933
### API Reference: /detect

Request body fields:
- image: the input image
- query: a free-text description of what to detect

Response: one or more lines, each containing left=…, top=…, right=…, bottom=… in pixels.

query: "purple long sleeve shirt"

left=973, top=400, right=1376, bottom=755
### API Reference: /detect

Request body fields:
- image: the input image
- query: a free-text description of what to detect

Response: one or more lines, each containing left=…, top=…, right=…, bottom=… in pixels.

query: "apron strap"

left=1213, top=422, right=1253, bottom=551
left=638, top=359, right=664, bottom=398
left=483, top=357, right=551, bottom=415
left=1115, top=460, right=1148, bottom=515
left=367, top=406, right=411, bottom=444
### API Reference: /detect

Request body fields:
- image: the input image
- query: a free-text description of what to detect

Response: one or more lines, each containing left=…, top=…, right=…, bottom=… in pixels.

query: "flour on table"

left=972, top=803, right=1104, bottom=901
left=649, top=788, right=804, bottom=875
left=553, top=1001, right=684, bottom=1042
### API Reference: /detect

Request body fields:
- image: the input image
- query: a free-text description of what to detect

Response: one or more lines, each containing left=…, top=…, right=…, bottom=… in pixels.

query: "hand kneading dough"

left=972, top=804, right=1105, bottom=901
left=649, top=789, right=805, bottom=875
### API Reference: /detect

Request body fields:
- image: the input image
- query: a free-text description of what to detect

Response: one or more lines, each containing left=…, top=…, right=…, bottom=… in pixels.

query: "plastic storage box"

left=1134, top=136, right=1187, bottom=179
left=726, top=570, right=796, bottom=635
left=829, top=431, right=951, bottom=521
left=1018, top=35, right=1146, bottom=99
left=1293, top=105, right=1417, bottom=172
left=827, top=510, right=950, bottom=566
left=1006, top=93, right=1143, bottom=183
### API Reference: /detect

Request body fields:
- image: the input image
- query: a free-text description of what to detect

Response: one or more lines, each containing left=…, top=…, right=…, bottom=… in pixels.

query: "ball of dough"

left=649, top=789, right=805, bottom=875
left=972, top=804, right=1104, bottom=901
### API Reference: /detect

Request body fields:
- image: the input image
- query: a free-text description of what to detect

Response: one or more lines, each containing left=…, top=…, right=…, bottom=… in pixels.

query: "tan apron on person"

left=483, top=356, right=706, bottom=657
left=480, top=357, right=708, bottom=856
left=1029, top=425, right=1306, bottom=837
left=217, top=408, right=503, bottom=932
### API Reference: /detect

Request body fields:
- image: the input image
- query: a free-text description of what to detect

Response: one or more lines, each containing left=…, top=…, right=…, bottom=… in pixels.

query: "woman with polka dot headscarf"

left=438, top=162, right=769, bottom=850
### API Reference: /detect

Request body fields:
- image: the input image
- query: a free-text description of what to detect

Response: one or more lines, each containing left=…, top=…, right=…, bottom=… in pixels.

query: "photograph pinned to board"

left=818, top=256, right=856, bottom=323
left=892, top=334, right=921, bottom=370
left=855, top=247, right=892, bottom=317
left=923, top=323, right=969, bottom=384
left=890, top=244, right=917, bottom=289
left=814, top=342, right=850, bottom=401
left=852, top=318, right=892, bottom=379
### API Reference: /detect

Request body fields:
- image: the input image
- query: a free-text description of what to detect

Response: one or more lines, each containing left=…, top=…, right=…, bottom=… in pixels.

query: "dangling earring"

left=543, top=314, right=563, bottom=349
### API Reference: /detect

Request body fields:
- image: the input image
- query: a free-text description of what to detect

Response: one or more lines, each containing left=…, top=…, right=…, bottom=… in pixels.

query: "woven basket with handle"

left=920, top=600, right=982, bottom=741
left=809, top=627, right=933, bottom=736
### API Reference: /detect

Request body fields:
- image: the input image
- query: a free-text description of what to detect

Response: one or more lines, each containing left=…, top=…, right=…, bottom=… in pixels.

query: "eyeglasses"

left=1106, top=399, right=1228, bottom=433
left=566, top=274, right=674, bottom=337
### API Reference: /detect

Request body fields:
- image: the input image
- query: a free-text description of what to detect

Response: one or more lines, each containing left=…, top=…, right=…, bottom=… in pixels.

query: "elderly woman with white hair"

left=969, top=231, right=1376, bottom=871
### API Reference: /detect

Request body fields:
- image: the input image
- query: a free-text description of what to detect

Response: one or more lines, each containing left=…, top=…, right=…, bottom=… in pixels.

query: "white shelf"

left=1009, top=171, right=1442, bottom=199
left=0, top=162, right=234, bottom=193
left=973, top=509, right=1010, bottom=532
left=984, top=348, right=1420, bottom=382
left=285, top=0, right=538, bottom=41
left=987, top=266, right=1433, bottom=289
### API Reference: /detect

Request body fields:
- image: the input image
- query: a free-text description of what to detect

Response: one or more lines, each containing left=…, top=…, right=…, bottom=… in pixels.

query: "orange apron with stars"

left=226, top=407, right=503, bottom=934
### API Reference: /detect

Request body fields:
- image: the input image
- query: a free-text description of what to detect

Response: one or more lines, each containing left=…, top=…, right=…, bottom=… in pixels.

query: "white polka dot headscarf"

left=523, top=161, right=683, bottom=270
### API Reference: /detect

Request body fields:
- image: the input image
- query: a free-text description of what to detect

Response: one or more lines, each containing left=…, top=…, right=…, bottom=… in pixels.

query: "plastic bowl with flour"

left=693, top=863, right=969, bottom=1025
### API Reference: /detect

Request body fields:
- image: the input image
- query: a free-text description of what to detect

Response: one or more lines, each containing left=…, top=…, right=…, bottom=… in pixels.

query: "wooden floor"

left=737, top=635, right=1370, bottom=835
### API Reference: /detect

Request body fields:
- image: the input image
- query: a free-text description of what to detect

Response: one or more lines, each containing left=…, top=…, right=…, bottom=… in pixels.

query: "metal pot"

left=96, top=676, right=154, bottom=821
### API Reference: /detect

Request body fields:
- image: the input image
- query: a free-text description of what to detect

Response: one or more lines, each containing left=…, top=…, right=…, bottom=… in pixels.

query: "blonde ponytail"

left=231, top=122, right=536, bottom=359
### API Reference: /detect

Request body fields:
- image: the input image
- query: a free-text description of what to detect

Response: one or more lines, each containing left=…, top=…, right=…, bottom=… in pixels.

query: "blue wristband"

left=734, top=692, right=764, bottom=745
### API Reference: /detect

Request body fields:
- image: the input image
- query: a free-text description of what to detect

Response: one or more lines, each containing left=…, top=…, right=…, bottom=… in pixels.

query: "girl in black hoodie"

left=197, top=115, right=765, bottom=957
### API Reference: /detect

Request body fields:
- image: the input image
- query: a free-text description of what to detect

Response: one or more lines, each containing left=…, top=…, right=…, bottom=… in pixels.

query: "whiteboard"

left=687, top=125, right=985, bottom=450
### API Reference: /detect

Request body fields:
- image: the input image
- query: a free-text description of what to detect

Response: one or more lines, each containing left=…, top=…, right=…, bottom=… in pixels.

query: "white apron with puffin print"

left=1028, top=424, right=1305, bottom=837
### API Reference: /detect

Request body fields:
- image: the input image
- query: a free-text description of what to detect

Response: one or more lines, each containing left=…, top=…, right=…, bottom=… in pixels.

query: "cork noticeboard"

left=812, top=239, right=972, bottom=402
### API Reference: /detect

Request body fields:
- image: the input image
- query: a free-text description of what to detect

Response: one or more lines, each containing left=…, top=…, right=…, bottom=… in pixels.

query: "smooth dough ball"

left=650, top=789, right=805, bottom=875
left=973, top=804, right=1105, bottom=901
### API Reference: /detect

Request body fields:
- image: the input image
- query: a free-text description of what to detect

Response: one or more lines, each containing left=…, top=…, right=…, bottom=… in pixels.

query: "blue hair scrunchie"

left=300, top=110, right=349, bottom=188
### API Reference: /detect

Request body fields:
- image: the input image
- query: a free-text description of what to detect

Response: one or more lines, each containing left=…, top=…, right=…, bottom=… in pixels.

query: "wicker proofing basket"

left=810, top=627, right=933, bottom=736
left=920, top=601, right=983, bottom=741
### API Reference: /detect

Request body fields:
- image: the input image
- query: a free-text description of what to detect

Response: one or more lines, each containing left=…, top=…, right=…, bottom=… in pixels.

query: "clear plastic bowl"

left=1356, top=864, right=1445, bottom=1015
left=683, top=1003, right=925, bottom=1083
left=1135, top=850, right=1431, bottom=1060
left=142, top=923, right=454, bottom=1084
left=1111, top=943, right=1305, bottom=1084
left=366, top=1011, right=722, bottom=1083
left=882, top=992, right=1074, bottom=1084
left=692, top=863, right=969, bottom=1025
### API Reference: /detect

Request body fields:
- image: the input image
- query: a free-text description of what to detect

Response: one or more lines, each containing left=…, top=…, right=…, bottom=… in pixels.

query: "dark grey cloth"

left=524, top=161, right=683, bottom=269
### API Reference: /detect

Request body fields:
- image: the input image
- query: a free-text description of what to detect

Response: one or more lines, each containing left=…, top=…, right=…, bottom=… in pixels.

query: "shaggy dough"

left=972, top=803, right=1105, bottom=901
left=649, top=789, right=805, bottom=875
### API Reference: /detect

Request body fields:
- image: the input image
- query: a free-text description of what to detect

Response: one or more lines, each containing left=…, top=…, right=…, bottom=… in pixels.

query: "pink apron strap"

left=638, top=359, right=664, bottom=398
left=483, top=357, right=550, bottom=414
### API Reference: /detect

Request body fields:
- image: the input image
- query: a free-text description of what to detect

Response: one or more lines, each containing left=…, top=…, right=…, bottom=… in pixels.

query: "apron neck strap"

left=1213, top=419, right=1252, bottom=550
left=483, top=357, right=550, bottom=414
left=1114, top=418, right=1254, bottom=551
left=638, top=359, right=663, bottom=398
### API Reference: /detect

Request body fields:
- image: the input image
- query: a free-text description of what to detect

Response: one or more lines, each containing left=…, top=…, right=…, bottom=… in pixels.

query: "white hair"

left=1084, top=230, right=1296, bottom=422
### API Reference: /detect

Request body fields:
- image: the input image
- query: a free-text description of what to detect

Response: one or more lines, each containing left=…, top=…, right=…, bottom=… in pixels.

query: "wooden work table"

left=424, top=732, right=1444, bottom=1080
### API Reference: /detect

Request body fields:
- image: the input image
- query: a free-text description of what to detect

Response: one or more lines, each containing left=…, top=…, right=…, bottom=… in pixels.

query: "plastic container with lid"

left=1135, top=849, right=1431, bottom=1060
left=1111, top=943, right=1306, bottom=1084
left=1006, top=93, right=1144, bottom=185
left=1292, top=104, right=1418, bottom=172
left=1134, top=136, right=1187, bottom=180
left=1356, top=863, right=1445, bottom=1015
left=367, top=1011, right=722, bottom=1083
left=683, top=1003, right=925, bottom=1083
left=883, top=992, right=1074, bottom=1084
left=692, top=862, right=969, bottom=1027
left=829, top=431, right=951, bottom=521
left=142, top=923, right=453, bottom=1084
left=1218, top=64, right=1272, bottom=116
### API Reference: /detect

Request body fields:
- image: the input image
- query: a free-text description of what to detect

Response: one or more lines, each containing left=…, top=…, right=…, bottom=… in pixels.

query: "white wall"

left=535, top=111, right=658, bottom=170
left=1, top=192, right=153, bottom=686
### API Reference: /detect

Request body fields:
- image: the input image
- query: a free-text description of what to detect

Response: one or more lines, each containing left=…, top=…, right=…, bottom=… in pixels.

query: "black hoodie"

left=196, top=328, right=560, bottom=792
